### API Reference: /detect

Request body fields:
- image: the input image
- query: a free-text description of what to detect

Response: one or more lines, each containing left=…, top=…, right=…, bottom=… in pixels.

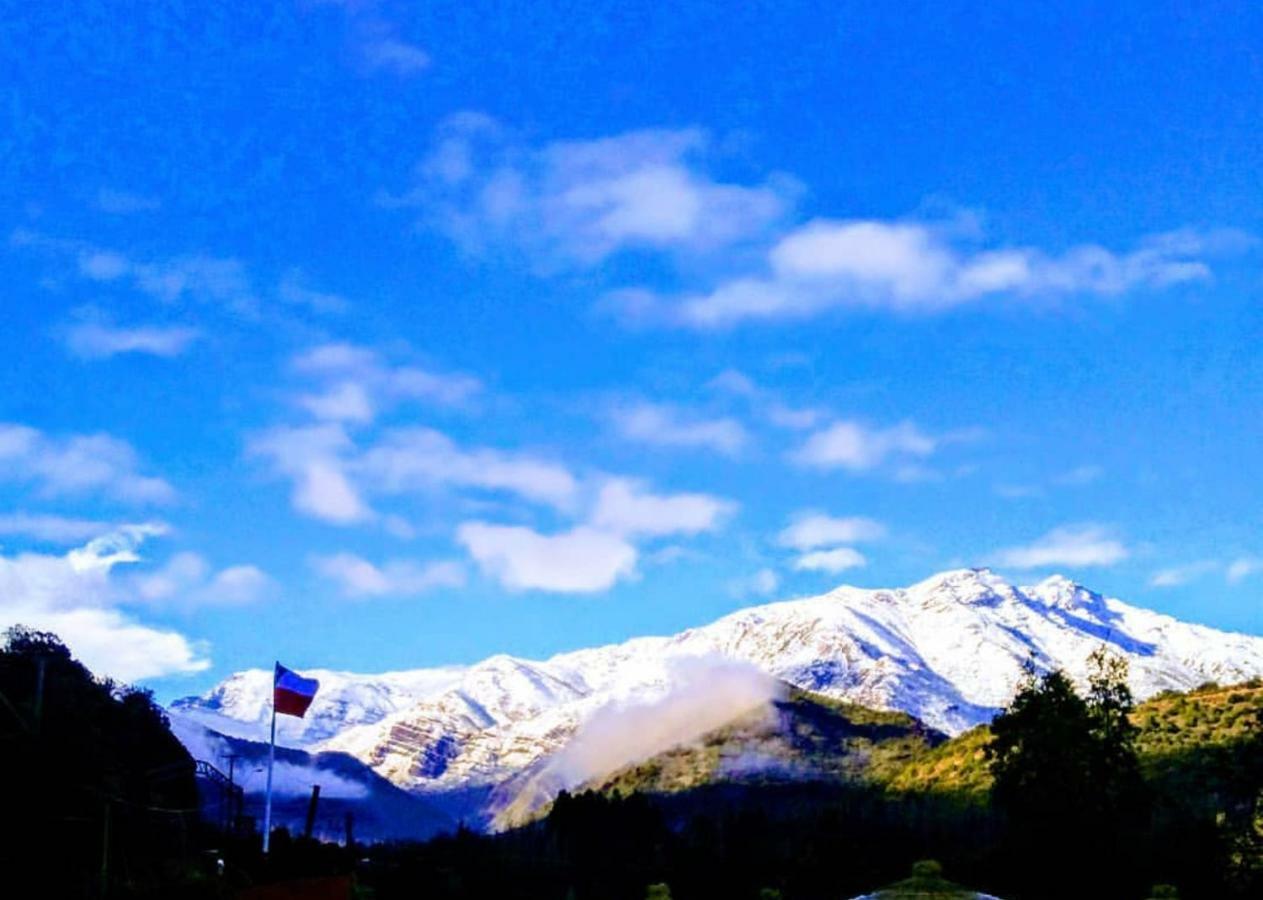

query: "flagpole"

left=262, top=686, right=276, bottom=854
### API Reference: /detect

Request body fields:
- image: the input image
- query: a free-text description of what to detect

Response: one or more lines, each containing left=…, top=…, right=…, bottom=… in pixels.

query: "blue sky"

left=2, top=1, right=1261, bottom=702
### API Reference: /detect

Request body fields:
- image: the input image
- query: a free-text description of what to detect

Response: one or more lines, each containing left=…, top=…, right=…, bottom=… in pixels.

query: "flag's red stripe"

left=274, top=686, right=315, bottom=718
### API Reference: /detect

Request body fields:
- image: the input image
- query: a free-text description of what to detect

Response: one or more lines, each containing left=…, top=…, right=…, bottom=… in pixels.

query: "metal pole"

left=262, top=702, right=276, bottom=854
left=303, top=784, right=321, bottom=840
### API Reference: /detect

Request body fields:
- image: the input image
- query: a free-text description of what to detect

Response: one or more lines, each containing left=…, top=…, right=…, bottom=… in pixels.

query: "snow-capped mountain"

left=169, top=569, right=1263, bottom=828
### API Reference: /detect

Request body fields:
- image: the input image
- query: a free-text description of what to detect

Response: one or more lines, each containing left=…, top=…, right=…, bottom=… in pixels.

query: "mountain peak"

left=1024, top=574, right=1101, bottom=612
left=908, top=567, right=1014, bottom=605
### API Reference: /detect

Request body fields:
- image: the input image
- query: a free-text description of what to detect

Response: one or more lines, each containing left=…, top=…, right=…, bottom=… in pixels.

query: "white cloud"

left=0, top=512, right=139, bottom=544
left=792, top=420, right=936, bottom=471
left=589, top=479, right=734, bottom=538
left=1149, top=560, right=1220, bottom=588
left=777, top=513, right=886, bottom=551
left=611, top=401, right=748, bottom=457
left=290, top=342, right=481, bottom=422
left=248, top=424, right=372, bottom=525
left=0, top=423, right=174, bottom=504
left=11, top=228, right=259, bottom=314
left=729, top=568, right=780, bottom=599
left=64, top=321, right=200, bottom=359
left=992, top=524, right=1129, bottom=569
left=361, top=36, right=430, bottom=74
left=251, top=422, right=578, bottom=526
left=457, top=522, right=637, bottom=593
left=0, top=527, right=208, bottom=681
left=613, top=220, right=1243, bottom=329
left=361, top=427, right=578, bottom=510
left=707, top=368, right=824, bottom=431
left=312, top=553, right=465, bottom=598
left=278, top=273, right=350, bottom=314
left=403, top=116, right=793, bottom=267
left=1055, top=465, right=1104, bottom=486
left=1226, top=557, right=1263, bottom=585
left=298, top=382, right=376, bottom=424
left=130, top=550, right=272, bottom=607
left=793, top=546, right=867, bottom=573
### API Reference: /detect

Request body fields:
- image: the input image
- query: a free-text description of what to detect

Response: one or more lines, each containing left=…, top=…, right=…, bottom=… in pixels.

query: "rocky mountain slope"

left=168, top=568, right=1263, bottom=830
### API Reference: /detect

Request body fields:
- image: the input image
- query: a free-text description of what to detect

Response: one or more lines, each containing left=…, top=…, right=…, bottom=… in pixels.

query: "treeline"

left=364, top=650, right=1261, bottom=900
left=2, top=628, right=1259, bottom=899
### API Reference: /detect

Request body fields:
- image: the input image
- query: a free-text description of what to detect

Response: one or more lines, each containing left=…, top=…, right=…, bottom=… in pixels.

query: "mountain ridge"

left=168, top=568, right=1263, bottom=830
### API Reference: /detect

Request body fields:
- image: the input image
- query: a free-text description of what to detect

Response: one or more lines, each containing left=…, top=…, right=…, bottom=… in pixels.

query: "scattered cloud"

left=1149, top=560, right=1220, bottom=588
left=1226, top=557, right=1263, bottom=585
left=611, top=401, right=748, bottom=457
left=361, top=427, right=578, bottom=510
left=130, top=550, right=272, bottom=607
left=792, top=546, right=866, bottom=573
left=314, top=0, right=430, bottom=76
left=248, top=424, right=372, bottom=524
left=1055, top=465, right=1104, bottom=486
left=291, top=342, right=481, bottom=422
left=457, top=522, right=637, bottom=593
left=707, top=368, right=824, bottom=431
left=589, top=478, right=735, bottom=538
left=278, top=272, right=351, bottom=314
left=312, top=553, right=465, bottom=598
left=618, top=221, right=1244, bottom=328
left=11, top=228, right=258, bottom=314
left=64, top=320, right=200, bottom=359
left=777, top=513, right=886, bottom=551
left=792, top=419, right=936, bottom=471
left=0, top=526, right=209, bottom=681
left=992, top=524, right=1129, bottom=569
left=729, top=567, right=780, bottom=599
left=360, top=35, right=430, bottom=74
left=0, top=512, right=146, bottom=544
left=399, top=115, right=794, bottom=268
left=0, top=423, right=175, bottom=504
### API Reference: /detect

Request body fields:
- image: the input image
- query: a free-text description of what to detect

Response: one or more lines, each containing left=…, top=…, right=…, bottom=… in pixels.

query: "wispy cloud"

left=992, top=524, right=1129, bottom=569
left=311, top=553, right=465, bottom=598
left=131, top=551, right=273, bottom=607
left=396, top=115, right=794, bottom=268
left=1227, top=557, right=1263, bottom=585
left=290, top=342, right=481, bottom=422
left=12, top=228, right=258, bottom=314
left=611, top=400, right=748, bottom=457
left=249, top=422, right=578, bottom=525
left=589, top=478, right=735, bottom=538
left=457, top=522, right=637, bottom=593
left=612, top=221, right=1246, bottom=328
left=0, top=423, right=174, bottom=504
left=777, top=513, right=886, bottom=551
left=728, top=567, right=780, bottom=599
left=792, top=419, right=937, bottom=471
left=1150, top=560, right=1220, bottom=588
left=64, top=320, right=200, bottom=359
left=0, top=513, right=164, bottom=544
left=792, top=546, right=866, bottom=574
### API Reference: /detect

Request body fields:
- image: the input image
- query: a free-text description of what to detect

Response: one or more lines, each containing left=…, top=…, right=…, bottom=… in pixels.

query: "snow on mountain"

left=169, top=568, right=1263, bottom=828
left=169, top=665, right=467, bottom=746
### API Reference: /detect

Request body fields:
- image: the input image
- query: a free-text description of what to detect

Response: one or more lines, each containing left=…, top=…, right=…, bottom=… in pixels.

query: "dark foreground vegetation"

left=2, top=629, right=1259, bottom=899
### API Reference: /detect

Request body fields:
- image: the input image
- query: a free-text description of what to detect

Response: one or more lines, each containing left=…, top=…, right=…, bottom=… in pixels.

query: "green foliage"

left=644, top=883, right=672, bottom=900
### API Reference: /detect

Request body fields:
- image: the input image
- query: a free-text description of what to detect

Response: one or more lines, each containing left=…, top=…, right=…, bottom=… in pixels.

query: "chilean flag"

left=273, top=662, right=319, bottom=718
